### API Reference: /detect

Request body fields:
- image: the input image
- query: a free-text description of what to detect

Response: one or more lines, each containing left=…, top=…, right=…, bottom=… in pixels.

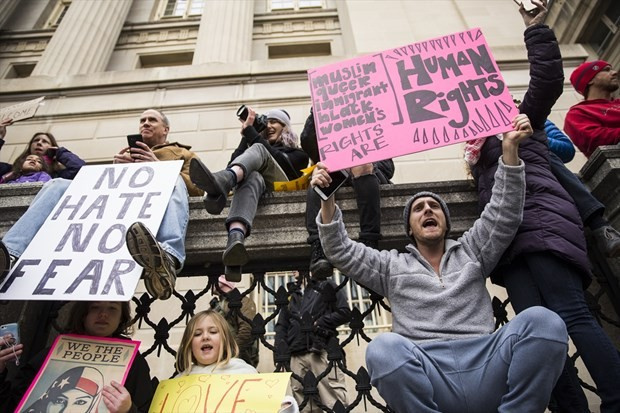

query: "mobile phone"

left=127, top=134, right=144, bottom=149
left=313, top=169, right=349, bottom=201
left=0, top=322, right=20, bottom=347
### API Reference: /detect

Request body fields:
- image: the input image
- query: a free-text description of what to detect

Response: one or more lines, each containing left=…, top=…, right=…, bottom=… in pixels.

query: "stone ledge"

left=0, top=179, right=480, bottom=277
left=1, top=146, right=618, bottom=278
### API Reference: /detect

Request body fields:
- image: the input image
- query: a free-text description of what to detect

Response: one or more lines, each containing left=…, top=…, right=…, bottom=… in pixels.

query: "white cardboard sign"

left=0, top=96, right=45, bottom=122
left=0, top=161, right=183, bottom=301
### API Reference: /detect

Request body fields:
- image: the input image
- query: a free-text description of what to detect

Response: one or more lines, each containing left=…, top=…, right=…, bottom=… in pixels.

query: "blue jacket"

left=545, top=119, right=575, bottom=163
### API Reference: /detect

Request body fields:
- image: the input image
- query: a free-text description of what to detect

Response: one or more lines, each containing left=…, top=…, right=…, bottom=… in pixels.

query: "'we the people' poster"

left=308, top=28, right=516, bottom=171
left=15, top=334, right=140, bottom=413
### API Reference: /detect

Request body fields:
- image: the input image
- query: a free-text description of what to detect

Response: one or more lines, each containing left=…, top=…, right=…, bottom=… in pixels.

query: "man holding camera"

left=274, top=271, right=350, bottom=412
left=189, top=106, right=308, bottom=281
left=0, top=109, right=203, bottom=300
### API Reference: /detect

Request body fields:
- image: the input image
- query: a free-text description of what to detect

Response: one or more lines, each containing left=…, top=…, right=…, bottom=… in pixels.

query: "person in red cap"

left=565, top=60, right=619, bottom=158
left=563, top=61, right=620, bottom=257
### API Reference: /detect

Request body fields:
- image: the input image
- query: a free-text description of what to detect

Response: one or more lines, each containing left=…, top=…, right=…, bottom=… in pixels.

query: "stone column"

left=32, top=0, right=133, bottom=76
left=0, top=0, right=19, bottom=29
left=192, top=0, right=254, bottom=64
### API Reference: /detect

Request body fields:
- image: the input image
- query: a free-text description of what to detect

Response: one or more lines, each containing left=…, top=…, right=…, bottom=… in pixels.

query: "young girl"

left=176, top=310, right=299, bottom=412
left=0, top=301, right=154, bottom=413
left=0, top=154, right=52, bottom=184
left=176, top=309, right=258, bottom=375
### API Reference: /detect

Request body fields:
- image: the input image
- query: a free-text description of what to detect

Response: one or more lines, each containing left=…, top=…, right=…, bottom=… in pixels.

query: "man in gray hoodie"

left=311, top=114, right=567, bottom=413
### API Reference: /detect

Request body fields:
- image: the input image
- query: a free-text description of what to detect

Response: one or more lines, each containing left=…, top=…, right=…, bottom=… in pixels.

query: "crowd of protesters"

left=1, top=0, right=619, bottom=411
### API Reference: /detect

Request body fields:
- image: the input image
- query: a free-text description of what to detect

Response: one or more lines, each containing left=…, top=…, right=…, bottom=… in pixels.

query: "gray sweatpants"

left=366, top=306, right=567, bottom=413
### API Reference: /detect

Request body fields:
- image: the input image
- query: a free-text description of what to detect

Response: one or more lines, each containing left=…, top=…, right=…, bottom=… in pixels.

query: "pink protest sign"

left=308, top=28, right=516, bottom=171
left=16, top=334, right=140, bottom=413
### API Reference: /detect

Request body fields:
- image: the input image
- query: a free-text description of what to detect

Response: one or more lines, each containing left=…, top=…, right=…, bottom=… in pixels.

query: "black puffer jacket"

left=275, top=279, right=350, bottom=355
left=231, top=125, right=309, bottom=180
left=471, top=24, right=591, bottom=286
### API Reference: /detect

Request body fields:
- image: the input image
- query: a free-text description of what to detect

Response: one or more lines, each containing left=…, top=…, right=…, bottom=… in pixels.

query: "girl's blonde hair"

left=175, top=310, right=239, bottom=374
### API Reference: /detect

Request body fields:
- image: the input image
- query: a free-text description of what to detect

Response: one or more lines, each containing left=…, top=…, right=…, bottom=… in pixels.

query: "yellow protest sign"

left=149, top=372, right=292, bottom=413
left=273, top=165, right=315, bottom=192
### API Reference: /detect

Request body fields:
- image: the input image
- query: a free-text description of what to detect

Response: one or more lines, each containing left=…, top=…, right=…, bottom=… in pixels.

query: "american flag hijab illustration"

left=23, top=366, right=104, bottom=413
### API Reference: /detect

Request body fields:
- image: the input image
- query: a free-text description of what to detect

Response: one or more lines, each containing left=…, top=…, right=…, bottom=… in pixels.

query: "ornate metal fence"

left=24, top=259, right=620, bottom=413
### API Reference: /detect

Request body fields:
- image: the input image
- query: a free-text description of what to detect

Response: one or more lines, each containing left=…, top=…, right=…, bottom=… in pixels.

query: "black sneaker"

left=593, top=225, right=620, bottom=258
left=309, top=240, right=333, bottom=280
left=222, top=231, right=249, bottom=267
left=126, top=222, right=177, bottom=300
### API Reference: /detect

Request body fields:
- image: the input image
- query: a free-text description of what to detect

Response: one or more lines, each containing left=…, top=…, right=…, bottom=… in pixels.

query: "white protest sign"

left=0, top=96, right=45, bottom=122
left=0, top=160, right=183, bottom=301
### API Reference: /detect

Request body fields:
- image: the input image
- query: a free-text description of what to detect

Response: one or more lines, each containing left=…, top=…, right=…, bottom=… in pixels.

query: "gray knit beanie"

left=265, top=109, right=291, bottom=129
left=403, top=191, right=451, bottom=242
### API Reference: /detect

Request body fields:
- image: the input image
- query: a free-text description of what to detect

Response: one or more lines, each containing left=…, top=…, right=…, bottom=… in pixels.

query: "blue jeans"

left=548, top=151, right=604, bottom=224
left=3, top=176, right=189, bottom=266
left=503, top=252, right=620, bottom=413
left=226, top=144, right=288, bottom=237
left=366, top=307, right=567, bottom=413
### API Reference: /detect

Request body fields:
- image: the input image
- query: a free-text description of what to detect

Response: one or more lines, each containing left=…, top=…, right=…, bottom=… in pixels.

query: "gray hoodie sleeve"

left=459, top=156, right=525, bottom=277
left=317, top=157, right=525, bottom=291
left=316, top=206, right=394, bottom=296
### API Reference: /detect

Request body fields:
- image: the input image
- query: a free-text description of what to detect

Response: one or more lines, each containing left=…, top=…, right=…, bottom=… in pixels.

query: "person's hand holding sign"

left=102, top=380, right=133, bottom=413
left=501, top=114, right=533, bottom=166
left=0, top=118, right=13, bottom=140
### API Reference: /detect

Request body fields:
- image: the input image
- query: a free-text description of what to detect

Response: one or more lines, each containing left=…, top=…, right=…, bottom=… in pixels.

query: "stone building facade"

left=1, top=1, right=618, bottom=411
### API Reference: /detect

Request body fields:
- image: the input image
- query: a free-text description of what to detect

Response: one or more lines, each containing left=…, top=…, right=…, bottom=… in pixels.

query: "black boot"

left=224, top=265, right=242, bottom=283
left=223, top=231, right=249, bottom=268
left=309, top=240, right=333, bottom=280
left=190, top=158, right=236, bottom=215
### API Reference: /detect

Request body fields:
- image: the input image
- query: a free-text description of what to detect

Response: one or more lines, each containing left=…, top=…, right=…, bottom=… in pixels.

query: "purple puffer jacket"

left=0, top=138, right=85, bottom=180
left=471, top=24, right=591, bottom=287
left=2, top=171, right=52, bottom=184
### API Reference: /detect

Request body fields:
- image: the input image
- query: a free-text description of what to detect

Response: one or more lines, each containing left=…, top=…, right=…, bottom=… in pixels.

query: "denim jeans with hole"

left=3, top=176, right=189, bottom=266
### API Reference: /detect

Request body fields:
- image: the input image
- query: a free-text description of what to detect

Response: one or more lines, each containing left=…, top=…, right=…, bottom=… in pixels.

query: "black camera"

left=236, top=105, right=268, bottom=133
